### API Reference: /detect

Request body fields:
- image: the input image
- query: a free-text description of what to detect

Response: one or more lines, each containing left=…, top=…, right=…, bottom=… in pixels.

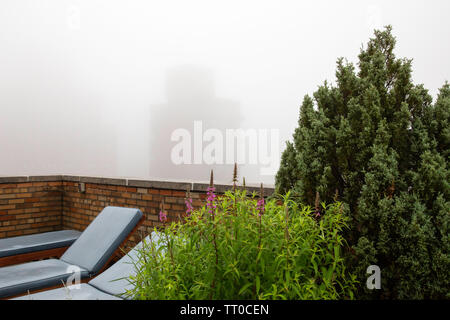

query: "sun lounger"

left=0, top=230, right=82, bottom=267
left=13, top=232, right=161, bottom=300
left=0, top=206, right=143, bottom=299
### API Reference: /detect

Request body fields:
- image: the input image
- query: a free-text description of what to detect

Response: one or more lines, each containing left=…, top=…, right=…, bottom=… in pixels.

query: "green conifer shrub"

left=275, top=26, right=449, bottom=299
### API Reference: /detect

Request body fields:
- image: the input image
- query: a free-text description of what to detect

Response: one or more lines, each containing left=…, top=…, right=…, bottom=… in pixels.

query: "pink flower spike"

left=185, top=198, right=194, bottom=215
left=257, top=198, right=265, bottom=216
left=159, top=210, right=167, bottom=223
left=206, top=186, right=217, bottom=216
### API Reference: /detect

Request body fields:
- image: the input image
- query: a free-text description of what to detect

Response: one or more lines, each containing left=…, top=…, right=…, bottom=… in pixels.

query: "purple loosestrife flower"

left=257, top=198, right=265, bottom=216
left=206, top=186, right=217, bottom=215
left=159, top=210, right=167, bottom=223
left=185, top=198, right=194, bottom=216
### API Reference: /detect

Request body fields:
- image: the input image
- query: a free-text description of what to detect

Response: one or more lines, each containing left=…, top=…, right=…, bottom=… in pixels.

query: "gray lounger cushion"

left=13, top=283, right=122, bottom=300
left=12, top=232, right=162, bottom=300
left=89, top=232, right=161, bottom=299
left=0, top=230, right=81, bottom=258
left=0, top=259, right=89, bottom=298
left=60, top=206, right=143, bottom=275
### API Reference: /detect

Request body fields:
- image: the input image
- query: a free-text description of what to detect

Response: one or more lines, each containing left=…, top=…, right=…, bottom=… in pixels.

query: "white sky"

left=0, top=0, right=449, bottom=185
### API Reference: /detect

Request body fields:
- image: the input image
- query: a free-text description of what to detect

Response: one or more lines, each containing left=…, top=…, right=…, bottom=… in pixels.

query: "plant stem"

left=285, top=204, right=290, bottom=273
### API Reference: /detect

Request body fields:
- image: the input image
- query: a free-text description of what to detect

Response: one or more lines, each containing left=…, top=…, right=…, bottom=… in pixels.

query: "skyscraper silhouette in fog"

left=149, top=65, right=243, bottom=183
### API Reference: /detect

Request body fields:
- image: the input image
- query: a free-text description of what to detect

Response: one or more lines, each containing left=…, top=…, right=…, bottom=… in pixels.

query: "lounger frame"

left=0, top=247, right=69, bottom=268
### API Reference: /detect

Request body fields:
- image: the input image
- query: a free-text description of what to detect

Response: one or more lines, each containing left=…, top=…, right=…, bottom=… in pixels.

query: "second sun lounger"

left=0, top=206, right=143, bottom=299
left=0, top=230, right=82, bottom=267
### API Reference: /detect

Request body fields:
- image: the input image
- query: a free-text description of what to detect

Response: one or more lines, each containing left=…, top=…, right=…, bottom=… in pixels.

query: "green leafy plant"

left=127, top=189, right=357, bottom=300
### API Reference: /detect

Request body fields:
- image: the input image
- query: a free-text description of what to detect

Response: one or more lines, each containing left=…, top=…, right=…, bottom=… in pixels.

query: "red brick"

left=16, top=183, right=33, bottom=188
left=0, top=184, right=17, bottom=189
left=48, top=182, right=62, bottom=187
left=142, top=194, right=153, bottom=201
left=0, top=215, right=15, bottom=222
left=115, top=186, right=127, bottom=192
left=31, top=182, right=46, bottom=187
left=0, top=194, right=17, bottom=199
left=7, top=230, right=23, bottom=237
left=9, top=199, right=24, bottom=204
left=16, top=224, right=32, bottom=230
left=172, top=191, right=186, bottom=197
left=0, top=226, right=15, bottom=232
left=0, top=205, right=15, bottom=210
left=160, top=190, right=173, bottom=196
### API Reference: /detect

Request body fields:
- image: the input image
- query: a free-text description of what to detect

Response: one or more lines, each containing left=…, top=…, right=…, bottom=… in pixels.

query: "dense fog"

left=0, top=0, right=449, bottom=186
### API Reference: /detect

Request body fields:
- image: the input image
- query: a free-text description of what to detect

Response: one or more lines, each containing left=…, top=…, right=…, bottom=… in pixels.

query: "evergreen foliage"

left=275, top=26, right=449, bottom=299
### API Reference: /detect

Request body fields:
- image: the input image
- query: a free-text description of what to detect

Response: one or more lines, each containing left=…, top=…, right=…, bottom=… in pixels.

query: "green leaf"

left=238, top=282, right=253, bottom=296
left=256, top=276, right=261, bottom=294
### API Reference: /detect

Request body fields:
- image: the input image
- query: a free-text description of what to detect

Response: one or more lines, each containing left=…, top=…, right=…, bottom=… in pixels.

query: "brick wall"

left=61, top=177, right=204, bottom=250
left=0, top=175, right=274, bottom=253
left=0, top=176, right=63, bottom=239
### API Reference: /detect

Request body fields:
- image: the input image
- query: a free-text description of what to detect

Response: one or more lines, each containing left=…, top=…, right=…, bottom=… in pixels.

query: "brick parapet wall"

left=0, top=176, right=274, bottom=252
left=0, top=177, right=63, bottom=238
left=61, top=182, right=205, bottom=250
